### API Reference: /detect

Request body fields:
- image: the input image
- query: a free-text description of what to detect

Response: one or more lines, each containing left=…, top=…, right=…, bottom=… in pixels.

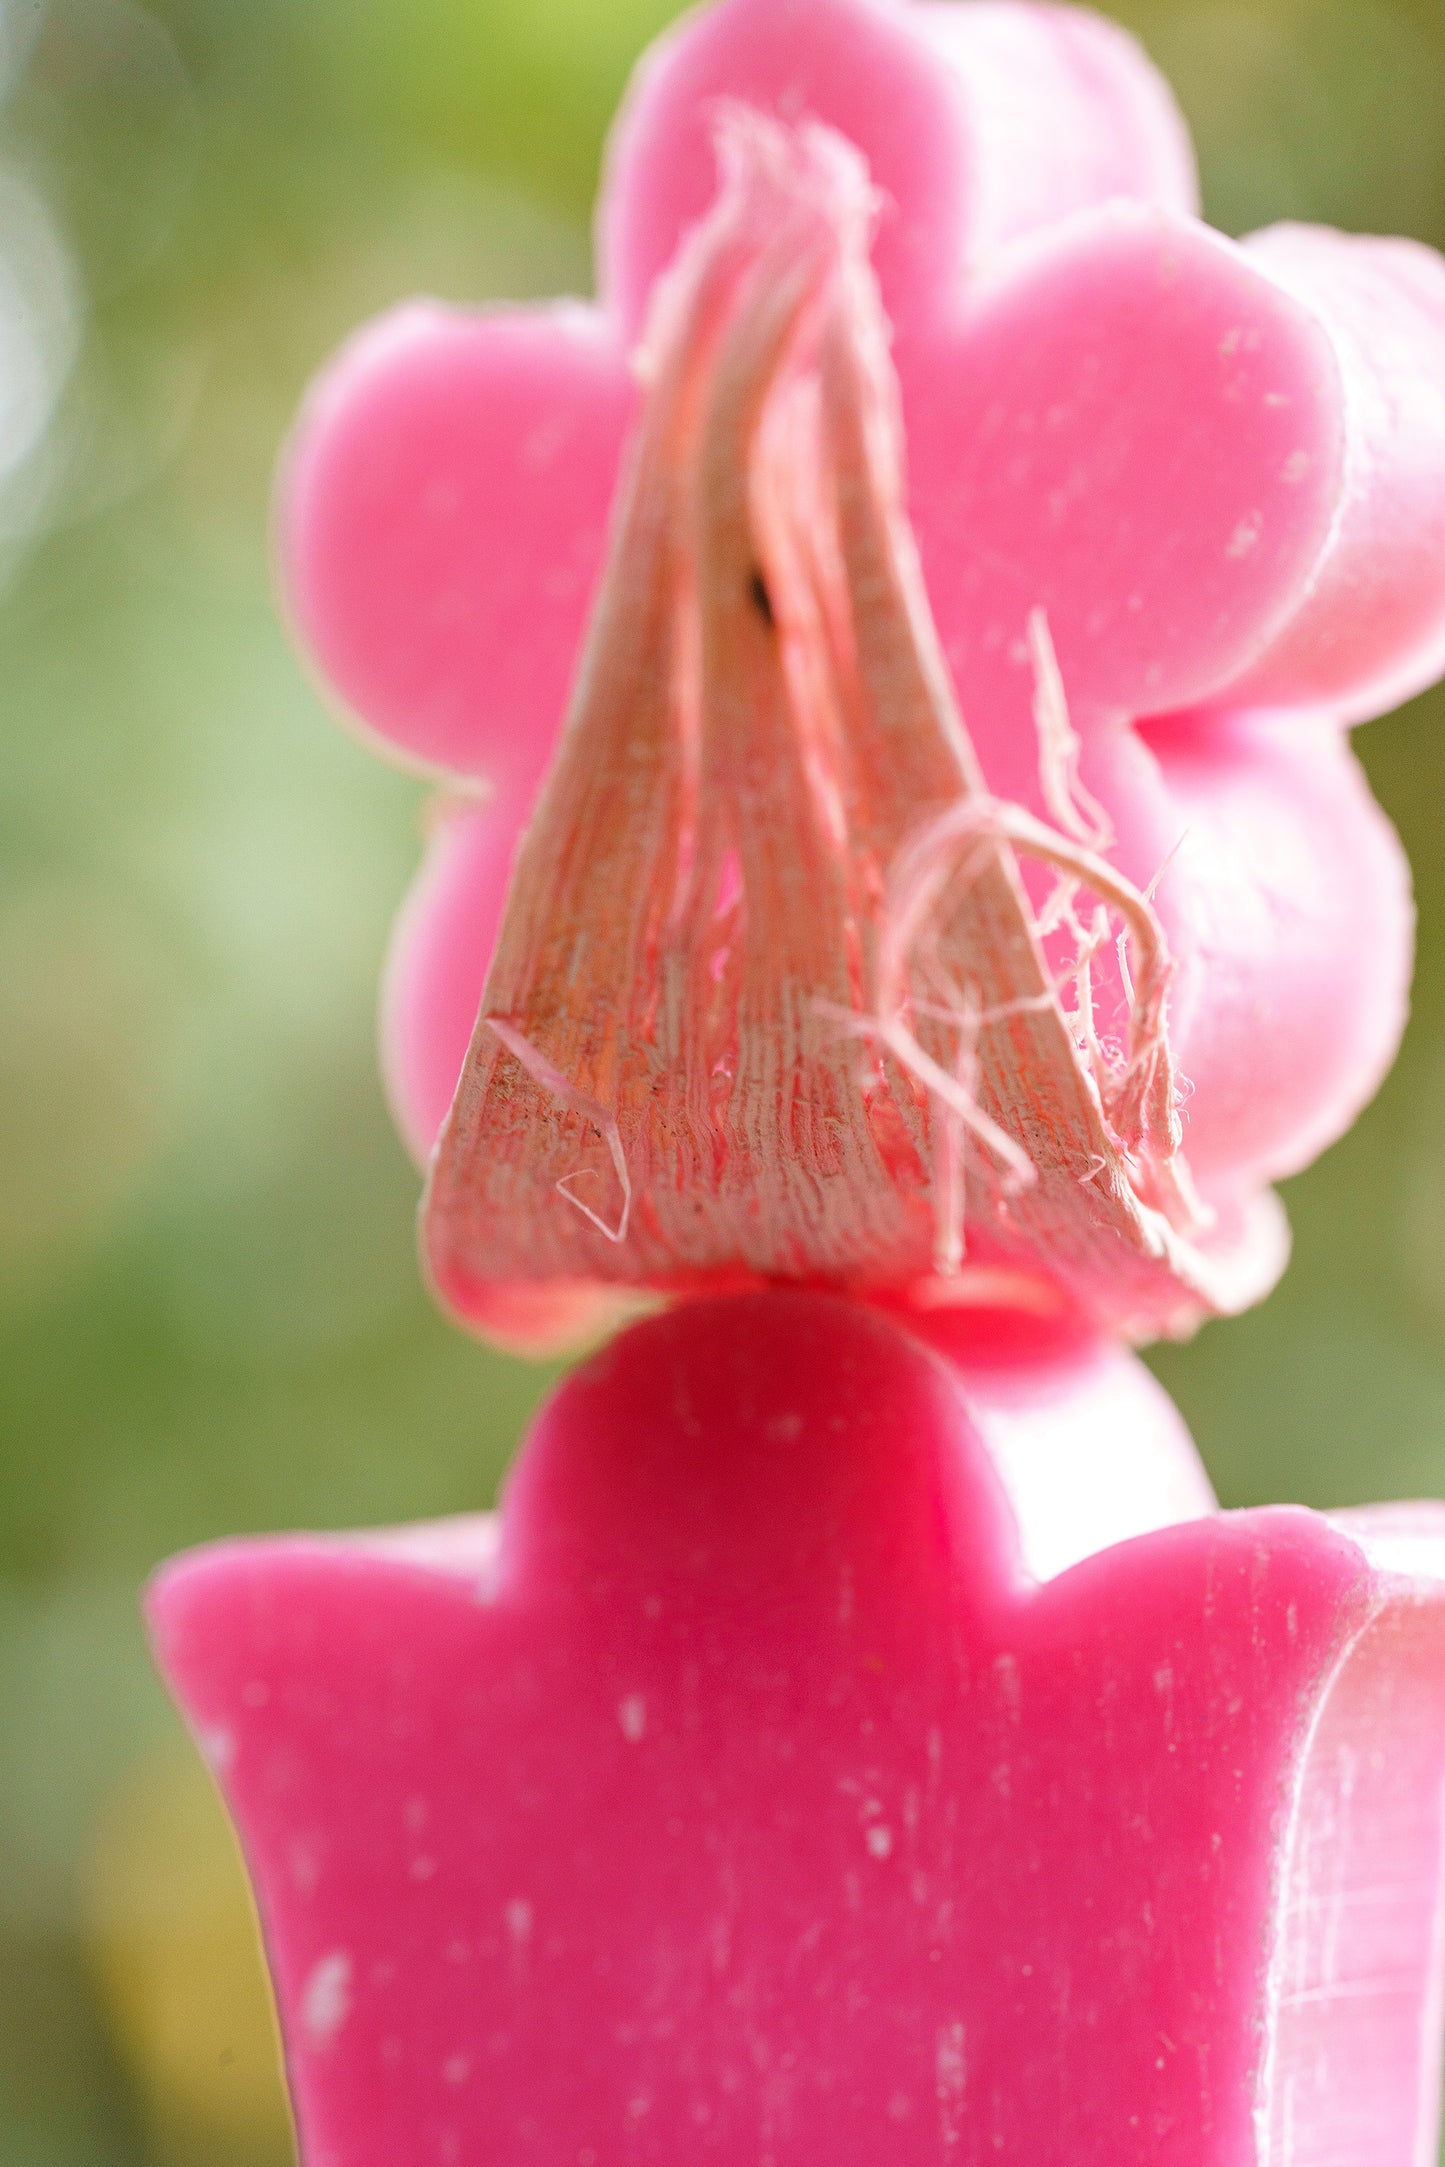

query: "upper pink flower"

left=280, top=0, right=1445, bottom=1351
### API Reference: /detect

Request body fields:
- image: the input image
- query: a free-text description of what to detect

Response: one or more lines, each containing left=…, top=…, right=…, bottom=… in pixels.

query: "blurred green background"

left=3, top=0, right=1445, bottom=2156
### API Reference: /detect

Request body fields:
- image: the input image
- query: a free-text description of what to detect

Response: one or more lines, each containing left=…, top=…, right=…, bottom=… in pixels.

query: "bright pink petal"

left=912, top=1, right=1198, bottom=249
left=150, top=1293, right=1445, bottom=2167
left=280, top=302, right=635, bottom=785
left=901, top=202, right=1345, bottom=795
left=894, top=1305, right=1218, bottom=1581
left=1224, top=225, right=1445, bottom=719
left=380, top=797, right=524, bottom=1165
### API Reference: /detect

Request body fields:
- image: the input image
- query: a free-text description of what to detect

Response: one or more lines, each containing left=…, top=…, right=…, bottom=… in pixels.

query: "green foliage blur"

left=2, top=0, right=1445, bottom=2157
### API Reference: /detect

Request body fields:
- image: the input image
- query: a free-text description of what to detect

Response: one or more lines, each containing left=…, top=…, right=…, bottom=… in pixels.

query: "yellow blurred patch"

left=84, top=1734, right=295, bottom=2167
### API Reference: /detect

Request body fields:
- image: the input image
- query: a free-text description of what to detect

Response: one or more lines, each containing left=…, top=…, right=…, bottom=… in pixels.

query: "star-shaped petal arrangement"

left=151, top=1293, right=1445, bottom=2167
left=281, top=0, right=1441, bottom=1356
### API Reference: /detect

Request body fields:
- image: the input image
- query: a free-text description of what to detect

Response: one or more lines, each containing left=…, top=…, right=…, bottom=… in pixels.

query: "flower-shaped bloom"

left=152, top=1292, right=1445, bottom=2166
left=282, top=0, right=1445, bottom=1353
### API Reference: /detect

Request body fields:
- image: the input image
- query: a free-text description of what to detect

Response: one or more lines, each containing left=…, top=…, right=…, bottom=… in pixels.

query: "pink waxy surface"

left=182, top=6, right=1445, bottom=2158
left=151, top=1294, right=1445, bottom=2165
left=282, top=0, right=1445, bottom=1311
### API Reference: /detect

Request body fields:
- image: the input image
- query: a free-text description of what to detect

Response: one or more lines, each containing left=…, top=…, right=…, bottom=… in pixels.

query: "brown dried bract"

left=423, top=115, right=1286, bottom=1355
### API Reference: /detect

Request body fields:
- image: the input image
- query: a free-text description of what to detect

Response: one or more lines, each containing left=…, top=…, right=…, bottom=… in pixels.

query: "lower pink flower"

left=152, top=1294, right=1445, bottom=2166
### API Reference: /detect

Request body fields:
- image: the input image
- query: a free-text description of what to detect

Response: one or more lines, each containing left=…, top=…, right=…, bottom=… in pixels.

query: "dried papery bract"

left=424, top=115, right=1288, bottom=1356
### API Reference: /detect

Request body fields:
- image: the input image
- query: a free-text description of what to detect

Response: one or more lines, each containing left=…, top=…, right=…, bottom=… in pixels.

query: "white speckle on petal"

left=936, top=2022, right=967, bottom=2145
left=1281, top=449, right=1310, bottom=485
left=409, top=1855, right=437, bottom=1883
left=1226, top=513, right=1263, bottom=560
left=522, top=414, right=569, bottom=473
left=618, top=1694, right=647, bottom=1743
left=290, top=1840, right=321, bottom=1896
left=504, top=1899, right=533, bottom=1946
left=301, top=1952, right=352, bottom=2047
left=198, top=1725, right=234, bottom=1773
left=444, top=2054, right=471, bottom=2087
left=866, top=1825, right=893, bottom=1860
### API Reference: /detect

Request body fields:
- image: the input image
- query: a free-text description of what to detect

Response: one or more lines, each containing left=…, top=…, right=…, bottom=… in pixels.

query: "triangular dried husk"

left=424, top=116, right=1286, bottom=1356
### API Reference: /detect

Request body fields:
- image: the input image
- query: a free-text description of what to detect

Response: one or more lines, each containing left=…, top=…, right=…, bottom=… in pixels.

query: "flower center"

left=424, top=113, right=1279, bottom=1356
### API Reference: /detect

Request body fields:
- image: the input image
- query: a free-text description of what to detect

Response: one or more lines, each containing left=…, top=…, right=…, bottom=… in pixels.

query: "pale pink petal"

left=280, top=301, right=635, bottom=785
left=380, top=798, right=521, bottom=1165
left=901, top=202, right=1345, bottom=797
left=1131, top=714, right=1412, bottom=1188
left=602, top=0, right=1198, bottom=347
left=279, top=13, right=1445, bottom=1328
left=912, top=0, right=1198, bottom=250
left=600, top=0, right=978, bottom=341
left=419, top=1274, right=655, bottom=1362
left=1223, top=225, right=1445, bottom=718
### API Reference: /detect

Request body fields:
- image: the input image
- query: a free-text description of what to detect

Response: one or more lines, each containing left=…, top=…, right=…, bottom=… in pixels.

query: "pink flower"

left=154, top=25, right=1445, bottom=2151
left=151, top=1291, right=1445, bottom=2166
left=281, top=0, right=1445, bottom=1354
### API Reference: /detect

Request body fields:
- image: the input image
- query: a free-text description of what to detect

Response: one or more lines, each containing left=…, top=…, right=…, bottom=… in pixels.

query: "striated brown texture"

left=424, top=117, right=1285, bottom=1355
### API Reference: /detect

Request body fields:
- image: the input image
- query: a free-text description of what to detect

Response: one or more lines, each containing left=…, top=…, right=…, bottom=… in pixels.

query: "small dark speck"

left=749, top=568, right=774, bottom=626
